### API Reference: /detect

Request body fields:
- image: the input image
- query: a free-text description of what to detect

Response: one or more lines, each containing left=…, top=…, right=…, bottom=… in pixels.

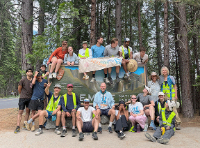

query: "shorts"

left=82, top=121, right=94, bottom=132
left=18, top=98, right=31, bottom=110
left=46, top=110, right=53, bottom=119
left=28, top=100, right=44, bottom=111
left=100, top=109, right=110, bottom=116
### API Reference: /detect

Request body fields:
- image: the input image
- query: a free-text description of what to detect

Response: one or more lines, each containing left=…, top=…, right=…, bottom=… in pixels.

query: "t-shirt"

left=148, top=80, right=160, bottom=102
left=31, top=79, right=48, bottom=100
left=78, top=106, right=95, bottom=122
left=133, top=52, right=148, bottom=64
left=78, top=48, right=92, bottom=59
left=137, top=93, right=153, bottom=106
left=128, top=102, right=146, bottom=117
left=46, top=91, right=62, bottom=106
left=18, top=77, right=33, bottom=99
left=91, top=45, right=105, bottom=58
left=100, top=92, right=109, bottom=109
left=119, top=46, right=133, bottom=59
left=104, top=44, right=119, bottom=57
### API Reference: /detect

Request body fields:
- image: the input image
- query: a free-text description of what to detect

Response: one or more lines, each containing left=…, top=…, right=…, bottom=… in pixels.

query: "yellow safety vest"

left=42, top=73, right=47, bottom=79
left=162, top=82, right=175, bottom=98
left=63, top=92, right=77, bottom=109
left=161, top=108, right=176, bottom=131
left=121, top=46, right=130, bottom=59
left=158, top=102, right=165, bottom=115
left=78, top=48, right=90, bottom=58
left=46, top=95, right=61, bottom=112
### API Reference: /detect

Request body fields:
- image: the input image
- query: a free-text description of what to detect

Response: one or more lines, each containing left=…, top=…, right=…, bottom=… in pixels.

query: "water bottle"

left=137, top=124, right=140, bottom=133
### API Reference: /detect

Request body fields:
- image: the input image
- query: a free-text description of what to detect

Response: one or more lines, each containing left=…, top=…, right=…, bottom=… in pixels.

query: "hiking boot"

left=116, top=76, right=120, bottom=83
left=92, top=132, right=98, bottom=140
left=24, top=121, right=30, bottom=131
left=31, top=125, right=35, bottom=132
left=98, top=127, right=102, bottom=134
left=176, top=124, right=181, bottom=130
left=79, top=132, right=84, bottom=141
left=60, top=129, right=67, bottom=137
left=108, top=77, right=113, bottom=84
left=14, top=126, right=20, bottom=134
left=157, top=138, right=169, bottom=144
left=145, top=133, right=156, bottom=142
left=108, top=126, right=113, bottom=133
left=119, top=132, right=126, bottom=140
left=104, top=77, right=110, bottom=84
left=90, top=77, right=96, bottom=83
left=55, top=128, right=61, bottom=135
left=49, top=73, right=53, bottom=79
left=72, top=129, right=76, bottom=137
left=35, top=128, right=43, bottom=136
left=143, top=124, right=148, bottom=132
left=123, top=74, right=128, bottom=79
left=150, top=122, right=157, bottom=130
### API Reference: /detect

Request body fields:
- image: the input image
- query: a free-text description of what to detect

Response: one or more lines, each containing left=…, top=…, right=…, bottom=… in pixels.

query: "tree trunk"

left=107, top=0, right=111, bottom=44
left=99, top=1, right=102, bottom=36
left=21, top=0, right=33, bottom=71
left=115, top=0, right=122, bottom=45
left=129, top=2, right=132, bottom=45
left=138, top=1, right=142, bottom=49
left=177, top=3, right=194, bottom=117
left=163, top=0, right=169, bottom=68
left=155, top=0, right=162, bottom=74
left=90, top=0, right=96, bottom=46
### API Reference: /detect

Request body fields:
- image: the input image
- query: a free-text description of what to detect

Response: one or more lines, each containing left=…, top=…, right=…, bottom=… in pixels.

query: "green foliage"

left=193, top=75, right=200, bottom=86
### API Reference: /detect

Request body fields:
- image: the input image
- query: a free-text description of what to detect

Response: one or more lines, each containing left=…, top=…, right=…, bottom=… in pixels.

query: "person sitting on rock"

left=33, top=83, right=62, bottom=136
left=59, top=84, right=80, bottom=137
left=93, top=82, right=115, bottom=133
left=78, top=41, right=92, bottom=80
left=133, top=46, right=148, bottom=64
left=145, top=100, right=176, bottom=144
left=114, top=100, right=129, bottom=139
left=76, top=99, right=100, bottom=141
left=64, top=46, right=79, bottom=66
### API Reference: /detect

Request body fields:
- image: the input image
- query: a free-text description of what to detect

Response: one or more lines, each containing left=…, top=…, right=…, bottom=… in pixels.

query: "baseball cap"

left=67, top=84, right=73, bottom=88
left=145, top=85, right=151, bottom=93
left=41, top=64, right=46, bottom=68
left=54, top=84, right=61, bottom=89
left=124, top=38, right=130, bottom=42
left=84, top=99, right=90, bottom=102
left=37, top=71, right=42, bottom=77
left=158, top=92, right=165, bottom=96
left=82, top=41, right=88, bottom=44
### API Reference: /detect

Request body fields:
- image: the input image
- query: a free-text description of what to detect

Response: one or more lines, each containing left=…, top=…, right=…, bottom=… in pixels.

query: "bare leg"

left=38, top=111, right=48, bottom=125
left=71, top=62, right=74, bottom=66
left=55, top=59, right=63, bottom=73
left=61, top=112, right=66, bottom=127
left=92, top=118, right=99, bottom=132
left=76, top=119, right=83, bottom=133
left=116, top=66, right=120, bottom=73
left=32, top=110, right=42, bottom=120
left=108, top=108, right=115, bottom=122
left=56, top=111, right=61, bottom=126
left=71, top=111, right=76, bottom=127
left=149, top=106, right=155, bottom=120
left=50, top=57, right=58, bottom=73
left=104, top=68, right=108, bottom=74
left=17, top=110, right=24, bottom=126
left=24, top=108, right=30, bottom=121
left=108, top=67, right=112, bottom=74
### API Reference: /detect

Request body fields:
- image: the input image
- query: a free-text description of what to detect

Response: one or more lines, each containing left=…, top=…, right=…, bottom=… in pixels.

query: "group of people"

left=46, top=37, right=148, bottom=83
left=14, top=36, right=181, bottom=144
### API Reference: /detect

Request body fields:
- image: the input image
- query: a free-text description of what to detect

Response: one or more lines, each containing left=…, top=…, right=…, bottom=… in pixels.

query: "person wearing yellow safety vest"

left=145, top=100, right=176, bottom=144
left=78, top=41, right=92, bottom=80
left=60, top=84, right=80, bottom=137
left=40, top=64, right=49, bottom=80
left=104, top=38, right=120, bottom=84
left=159, top=66, right=181, bottom=130
left=119, top=38, right=133, bottom=79
left=33, top=83, right=62, bottom=136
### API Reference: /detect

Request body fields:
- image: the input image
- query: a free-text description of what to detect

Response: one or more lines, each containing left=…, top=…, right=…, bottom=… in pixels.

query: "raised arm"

left=32, top=71, right=39, bottom=85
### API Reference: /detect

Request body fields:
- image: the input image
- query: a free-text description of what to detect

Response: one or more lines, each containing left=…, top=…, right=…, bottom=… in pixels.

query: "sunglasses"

left=131, top=98, right=137, bottom=99
left=62, top=44, right=67, bottom=45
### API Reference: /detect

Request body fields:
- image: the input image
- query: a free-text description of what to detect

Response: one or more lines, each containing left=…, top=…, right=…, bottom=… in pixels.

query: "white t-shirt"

left=78, top=48, right=92, bottom=59
left=77, top=106, right=95, bottom=122
left=133, top=52, right=148, bottom=64
left=128, top=102, right=146, bottom=117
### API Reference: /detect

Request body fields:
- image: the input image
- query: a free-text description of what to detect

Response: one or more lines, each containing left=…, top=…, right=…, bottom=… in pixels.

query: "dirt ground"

left=0, top=108, right=200, bottom=131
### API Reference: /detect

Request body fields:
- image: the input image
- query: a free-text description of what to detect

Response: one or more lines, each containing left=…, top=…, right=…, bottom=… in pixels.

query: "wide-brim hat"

left=149, top=72, right=160, bottom=80
left=127, top=59, right=138, bottom=72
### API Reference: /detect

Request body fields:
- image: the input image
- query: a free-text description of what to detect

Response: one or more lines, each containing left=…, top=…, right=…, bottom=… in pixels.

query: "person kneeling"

left=76, top=99, right=100, bottom=141
left=114, top=101, right=129, bottom=140
left=145, top=100, right=176, bottom=144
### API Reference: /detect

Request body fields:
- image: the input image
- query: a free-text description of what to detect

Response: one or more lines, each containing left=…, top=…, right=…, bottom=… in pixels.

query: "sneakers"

left=98, top=127, right=102, bottom=134
left=79, top=132, right=84, bottom=141
left=31, top=125, right=35, bottom=132
left=116, top=76, right=120, bottom=83
left=14, top=126, right=20, bottom=134
left=35, top=128, right=43, bottom=136
left=149, top=122, right=157, bottom=130
left=118, top=132, right=126, bottom=139
left=83, top=75, right=89, bottom=80
left=55, top=128, right=61, bottom=135
left=72, top=129, right=77, bottom=137
left=143, top=124, right=148, bottom=132
left=24, top=121, right=30, bottom=131
left=60, top=129, right=67, bottom=137
left=52, top=72, right=57, bottom=78
left=49, top=73, right=53, bottom=79
left=176, top=124, right=181, bottom=130
left=108, top=77, right=113, bottom=84
left=104, top=77, right=110, bottom=84
left=108, top=127, right=113, bottom=133
left=157, top=138, right=169, bottom=144
left=92, top=132, right=98, bottom=140
left=145, top=133, right=156, bottom=142
left=90, top=77, right=96, bottom=83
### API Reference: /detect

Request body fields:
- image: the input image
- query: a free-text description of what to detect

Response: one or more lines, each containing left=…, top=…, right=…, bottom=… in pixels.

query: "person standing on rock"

left=14, top=68, right=33, bottom=134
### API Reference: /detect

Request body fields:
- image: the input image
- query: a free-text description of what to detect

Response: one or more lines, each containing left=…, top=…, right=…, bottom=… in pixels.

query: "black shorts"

left=28, top=100, right=44, bottom=111
left=18, top=98, right=31, bottom=110
left=82, top=121, right=94, bottom=133
left=100, top=109, right=110, bottom=116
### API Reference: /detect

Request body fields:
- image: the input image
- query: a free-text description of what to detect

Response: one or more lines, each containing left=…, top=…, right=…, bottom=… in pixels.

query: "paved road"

left=0, top=98, right=18, bottom=109
left=0, top=127, right=200, bottom=148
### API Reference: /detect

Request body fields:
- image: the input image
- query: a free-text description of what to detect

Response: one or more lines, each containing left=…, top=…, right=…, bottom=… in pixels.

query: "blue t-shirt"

left=46, top=91, right=61, bottom=106
left=31, top=79, right=47, bottom=100
left=91, top=45, right=105, bottom=58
